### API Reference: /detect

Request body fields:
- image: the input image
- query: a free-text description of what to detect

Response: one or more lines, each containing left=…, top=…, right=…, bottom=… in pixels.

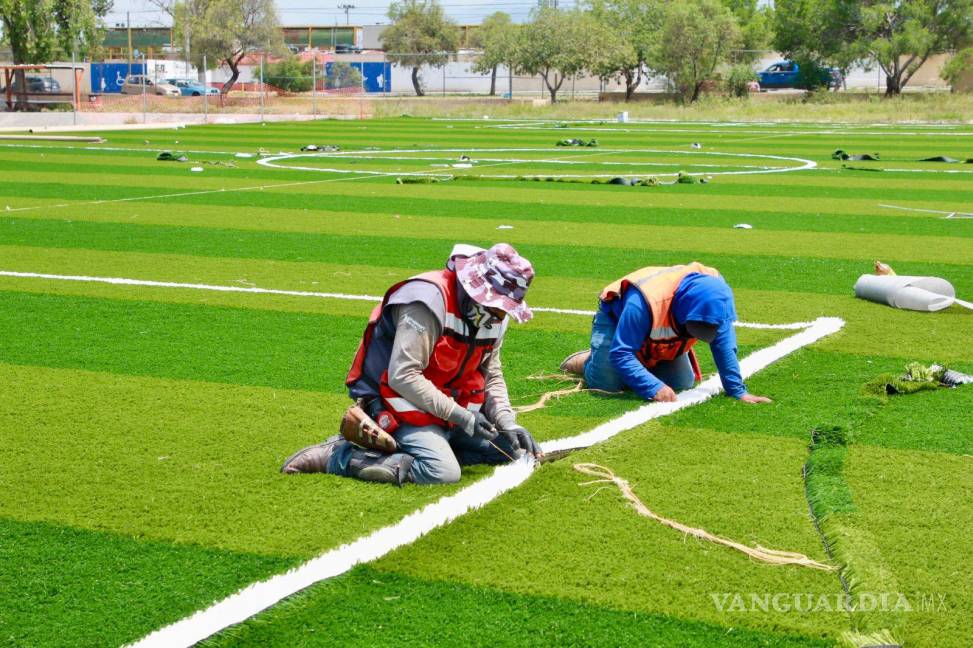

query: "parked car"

left=121, top=75, right=180, bottom=96
left=163, top=78, right=220, bottom=96
left=757, top=60, right=841, bottom=90
left=1, top=75, right=61, bottom=93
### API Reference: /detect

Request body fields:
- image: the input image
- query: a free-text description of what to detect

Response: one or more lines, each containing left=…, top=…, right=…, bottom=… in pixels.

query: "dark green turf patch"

left=0, top=290, right=591, bottom=398
left=805, top=426, right=855, bottom=519
left=0, top=517, right=295, bottom=648
left=2, top=217, right=971, bottom=296
left=203, top=565, right=835, bottom=648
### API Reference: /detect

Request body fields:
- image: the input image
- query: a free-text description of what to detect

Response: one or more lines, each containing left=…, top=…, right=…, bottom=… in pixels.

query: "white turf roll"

left=854, top=274, right=956, bottom=312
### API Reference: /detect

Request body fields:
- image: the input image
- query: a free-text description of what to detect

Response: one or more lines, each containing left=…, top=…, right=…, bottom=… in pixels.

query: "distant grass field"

left=1, top=117, right=971, bottom=647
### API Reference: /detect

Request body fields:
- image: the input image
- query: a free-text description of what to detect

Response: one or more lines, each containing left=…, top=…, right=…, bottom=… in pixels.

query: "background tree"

left=720, top=0, right=773, bottom=63
left=586, top=0, right=663, bottom=100
left=515, top=6, right=615, bottom=103
left=174, top=0, right=283, bottom=95
left=941, top=47, right=973, bottom=89
left=264, top=56, right=312, bottom=93
left=776, top=0, right=973, bottom=95
left=0, top=0, right=109, bottom=109
left=470, top=11, right=516, bottom=96
left=382, top=0, right=460, bottom=96
left=653, top=0, right=741, bottom=103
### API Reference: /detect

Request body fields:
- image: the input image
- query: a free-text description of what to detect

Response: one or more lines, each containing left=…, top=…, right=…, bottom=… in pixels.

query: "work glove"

left=462, top=411, right=498, bottom=442
left=499, top=425, right=542, bottom=457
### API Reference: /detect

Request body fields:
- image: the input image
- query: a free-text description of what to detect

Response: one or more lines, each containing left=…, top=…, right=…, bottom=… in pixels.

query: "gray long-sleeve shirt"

left=386, top=301, right=517, bottom=432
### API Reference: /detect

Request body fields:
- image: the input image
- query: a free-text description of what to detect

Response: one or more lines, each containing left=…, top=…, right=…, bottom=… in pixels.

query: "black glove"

left=463, top=411, right=497, bottom=441
left=500, top=425, right=542, bottom=457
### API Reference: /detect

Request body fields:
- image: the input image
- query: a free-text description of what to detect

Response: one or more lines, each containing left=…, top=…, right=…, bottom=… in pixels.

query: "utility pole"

left=127, top=12, right=132, bottom=78
left=339, top=4, right=355, bottom=26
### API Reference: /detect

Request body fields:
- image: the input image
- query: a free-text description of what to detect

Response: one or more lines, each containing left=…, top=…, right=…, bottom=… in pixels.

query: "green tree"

left=0, top=0, right=109, bottom=109
left=515, top=6, right=615, bottom=103
left=720, top=0, right=773, bottom=63
left=654, top=0, right=742, bottom=103
left=942, top=47, right=973, bottom=89
left=265, top=56, right=312, bottom=93
left=586, top=0, right=664, bottom=100
left=775, top=0, right=973, bottom=95
left=382, top=0, right=460, bottom=96
left=174, top=0, right=283, bottom=95
left=470, top=11, right=517, bottom=96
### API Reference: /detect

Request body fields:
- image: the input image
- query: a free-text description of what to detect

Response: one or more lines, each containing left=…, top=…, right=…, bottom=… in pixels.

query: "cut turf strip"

left=127, top=316, right=843, bottom=648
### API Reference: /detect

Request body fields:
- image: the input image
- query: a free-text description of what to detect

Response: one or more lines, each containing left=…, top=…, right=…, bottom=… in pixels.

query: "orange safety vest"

left=600, top=262, right=721, bottom=379
left=346, top=269, right=503, bottom=429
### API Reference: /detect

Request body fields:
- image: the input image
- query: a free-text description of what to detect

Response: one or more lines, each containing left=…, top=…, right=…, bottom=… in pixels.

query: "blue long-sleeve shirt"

left=600, top=274, right=747, bottom=399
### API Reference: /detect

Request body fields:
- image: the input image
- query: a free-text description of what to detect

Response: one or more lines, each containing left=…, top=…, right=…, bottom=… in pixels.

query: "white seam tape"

left=0, top=271, right=815, bottom=330
left=125, top=314, right=844, bottom=648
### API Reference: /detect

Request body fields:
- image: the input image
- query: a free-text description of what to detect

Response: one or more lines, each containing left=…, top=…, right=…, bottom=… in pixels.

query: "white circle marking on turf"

left=256, top=147, right=817, bottom=178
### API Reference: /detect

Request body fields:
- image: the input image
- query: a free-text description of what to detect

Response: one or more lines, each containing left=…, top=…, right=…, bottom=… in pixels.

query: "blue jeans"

left=583, top=309, right=695, bottom=394
left=328, top=422, right=515, bottom=485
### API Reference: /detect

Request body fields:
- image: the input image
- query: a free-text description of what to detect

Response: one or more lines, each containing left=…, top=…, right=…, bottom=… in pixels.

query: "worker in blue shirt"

left=560, top=263, right=772, bottom=404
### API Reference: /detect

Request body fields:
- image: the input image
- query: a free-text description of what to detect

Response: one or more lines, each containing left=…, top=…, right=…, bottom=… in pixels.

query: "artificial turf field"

left=1, top=116, right=971, bottom=647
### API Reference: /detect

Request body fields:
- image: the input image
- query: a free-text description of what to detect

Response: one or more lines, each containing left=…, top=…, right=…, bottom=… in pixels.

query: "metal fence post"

left=442, top=62, right=446, bottom=97
left=259, top=55, right=265, bottom=118
left=142, top=53, right=147, bottom=123
left=71, top=50, right=78, bottom=126
left=508, top=64, right=512, bottom=101
left=383, top=52, right=388, bottom=97
left=311, top=56, right=317, bottom=117
left=202, top=54, right=208, bottom=121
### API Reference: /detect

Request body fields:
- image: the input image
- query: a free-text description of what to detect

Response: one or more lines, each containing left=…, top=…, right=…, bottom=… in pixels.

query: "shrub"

left=941, top=48, right=973, bottom=90
left=726, top=64, right=757, bottom=98
left=265, top=57, right=313, bottom=93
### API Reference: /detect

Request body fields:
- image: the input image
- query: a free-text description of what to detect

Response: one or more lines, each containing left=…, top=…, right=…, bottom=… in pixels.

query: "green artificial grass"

left=203, top=566, right=836, bottom=648
left=371, top=425, right=846, bottom=641
left=2, top=116, right=972, bottom=646
left=0, top=518, right=295, bottom=648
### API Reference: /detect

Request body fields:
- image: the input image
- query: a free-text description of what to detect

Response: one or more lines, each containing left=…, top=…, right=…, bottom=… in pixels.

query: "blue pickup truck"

left=757, top=61, right=841, bottom=90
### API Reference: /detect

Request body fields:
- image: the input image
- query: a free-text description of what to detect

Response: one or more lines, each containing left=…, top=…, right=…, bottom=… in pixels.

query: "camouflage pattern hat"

left=455, top=243, right=534, bottom=323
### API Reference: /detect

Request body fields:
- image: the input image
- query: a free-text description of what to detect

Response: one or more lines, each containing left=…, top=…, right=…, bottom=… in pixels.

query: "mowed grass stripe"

left=0, top=517, right=296, bottom=648
left=2, top=219, right=971, bottom=293
left=203, top=565, right=834, bottom=648
left=12, top=182, right=968, bottom=240
left=0, top=362, right=495, bottom=557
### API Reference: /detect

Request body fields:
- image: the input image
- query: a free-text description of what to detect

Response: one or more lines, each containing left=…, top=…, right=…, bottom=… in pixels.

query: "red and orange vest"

left=600, top=262, right=721, bottom=379
left=346, top=269, right=502, bottom=429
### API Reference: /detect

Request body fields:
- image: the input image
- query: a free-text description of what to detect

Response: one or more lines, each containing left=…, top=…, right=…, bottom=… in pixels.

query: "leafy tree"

left=0, top=0, right=109, bottom=109
left=941, top=47, right=973, bottom=89
left=173, top=0, right=284, bottom=95
left=265, top=56, right=312, bottom=92
left=586, top=0, right=664, bottom=100
left=515, top=6, right=615, bottom=103
left=382, top=0, right=460, bottom=96
left=775, top=0, right=973, bottom=95
left=470, top=11, right=517, bottom=96
left=720, top=0, right=773, bottom=63
left=654, top=0, right=741, bottom=103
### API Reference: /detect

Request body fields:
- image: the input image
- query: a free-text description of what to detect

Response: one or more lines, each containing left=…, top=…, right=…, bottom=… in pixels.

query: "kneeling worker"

left=560, top=263, right=771, bottom=405
left=282, top=243, right=542, bottom=485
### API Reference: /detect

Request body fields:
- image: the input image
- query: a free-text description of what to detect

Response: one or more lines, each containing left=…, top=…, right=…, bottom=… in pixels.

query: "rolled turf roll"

left=854, top=274, right=957, bottom=312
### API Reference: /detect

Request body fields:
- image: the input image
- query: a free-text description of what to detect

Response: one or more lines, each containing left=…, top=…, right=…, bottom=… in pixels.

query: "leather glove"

left=499, top=425, right=542, bottom=457
left=463, top=411, right=498, bottom=442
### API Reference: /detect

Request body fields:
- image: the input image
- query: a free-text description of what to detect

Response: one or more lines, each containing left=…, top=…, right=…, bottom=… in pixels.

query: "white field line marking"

left=1, top=173, right=384, bottom=214
left=270, top=153, right=775, bottom=170
left=129, top=314, right=844, bottom=648
left=0, top=142, right=246, bottom=156
left=0, top=271, right=815, bottom=330
left=879, top=203, right=973, bottom=218
left=257, top=147, right=815, bottom=178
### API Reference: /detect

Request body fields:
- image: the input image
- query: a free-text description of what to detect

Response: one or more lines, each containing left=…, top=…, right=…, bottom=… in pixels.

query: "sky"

left=104, top=0, right=575, bottom=28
